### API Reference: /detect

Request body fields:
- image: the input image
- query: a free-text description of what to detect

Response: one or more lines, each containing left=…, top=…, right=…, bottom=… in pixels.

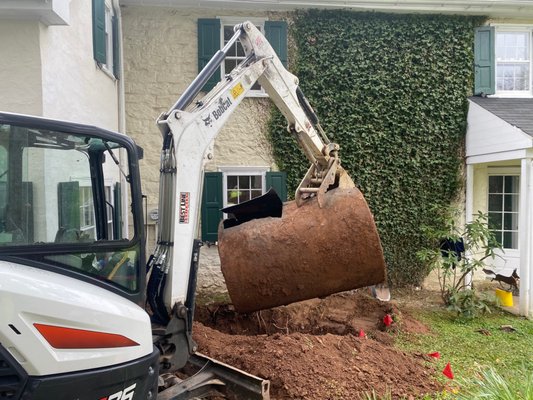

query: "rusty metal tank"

left=218, top=187, right=386, bottom=313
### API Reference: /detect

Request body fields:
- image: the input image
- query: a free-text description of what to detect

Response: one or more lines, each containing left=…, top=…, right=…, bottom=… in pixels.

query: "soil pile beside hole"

left=193, top=291, right=440, bottom=399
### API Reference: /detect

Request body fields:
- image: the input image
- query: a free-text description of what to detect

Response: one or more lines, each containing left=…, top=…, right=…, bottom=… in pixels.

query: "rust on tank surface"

left=218, top=187, right=386, bottom=313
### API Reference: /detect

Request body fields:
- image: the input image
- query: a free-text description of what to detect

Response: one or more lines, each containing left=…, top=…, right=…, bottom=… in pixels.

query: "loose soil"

left=193, top=290, right=442, bottom=399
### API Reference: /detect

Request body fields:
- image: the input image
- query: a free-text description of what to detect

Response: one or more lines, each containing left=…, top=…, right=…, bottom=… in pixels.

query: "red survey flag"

left=428, top=352, right=441, bottom=359
left=359, top=329, right=366, bottom=338
left=442, top=362, right=454, bottom=379
left=383, top=314, right=393, bottom=326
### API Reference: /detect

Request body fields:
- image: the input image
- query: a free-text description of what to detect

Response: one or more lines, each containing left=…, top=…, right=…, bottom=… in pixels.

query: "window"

left=222, top=19, right=264, bottom=93
left=79, top=186, right=96, bottom=238
left=475, top=26, right=533, bottom=96
left=488, top=175, right=519, bottom=249
left=222, top=167, right=267, bottom=207
left=198, top=18, right=288, bottom=93
left=201, top=169, right=287, bottom=242
left=92, top=0, right=119, bottom=78
left=0, top=121, right=140, bottom=294
left=496, top=31, right=530, bottom=93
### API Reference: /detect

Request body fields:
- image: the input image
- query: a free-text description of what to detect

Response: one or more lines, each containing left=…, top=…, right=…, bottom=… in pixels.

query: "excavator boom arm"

left=149, top=21, right=352, bottom=316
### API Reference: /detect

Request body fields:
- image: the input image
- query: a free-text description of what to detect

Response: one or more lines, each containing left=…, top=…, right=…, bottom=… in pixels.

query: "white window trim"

left=218, top=166, right=269, bottom=208
left=217, top=16, right=269, bottom=98
left=491, top=25, right=533, bottom=98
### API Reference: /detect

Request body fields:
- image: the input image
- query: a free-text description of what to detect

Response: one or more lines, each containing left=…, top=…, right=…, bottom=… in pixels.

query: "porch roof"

left=469, top=97, right=533, bottom=137
left=466, top=98, right=533, bottom=164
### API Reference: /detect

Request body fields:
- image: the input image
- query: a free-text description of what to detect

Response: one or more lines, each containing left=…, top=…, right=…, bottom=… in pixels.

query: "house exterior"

left=467, top=21, right=533, bottom=316
left=467, top=97, right=533, bottom=316
left=2, top=0, right=533, bottom=316
left=0, top=0, right=121, bottom=128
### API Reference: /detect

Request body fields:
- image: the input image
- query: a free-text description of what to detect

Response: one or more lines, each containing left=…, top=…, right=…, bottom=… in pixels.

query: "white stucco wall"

left=0, top=2, right=119, bottom=130
left=0, top=21, right=43, bottom=115
left=122, top=6, right=285, bottom=297
left=39, top=0, right=119, bottom=129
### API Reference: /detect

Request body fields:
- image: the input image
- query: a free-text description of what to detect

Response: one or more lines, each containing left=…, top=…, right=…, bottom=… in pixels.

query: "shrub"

left=417, top=210, right=501, bottom=318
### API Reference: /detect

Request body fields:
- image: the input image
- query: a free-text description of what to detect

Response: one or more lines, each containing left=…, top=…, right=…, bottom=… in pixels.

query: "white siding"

left=467, top=101, right=533, bottom=162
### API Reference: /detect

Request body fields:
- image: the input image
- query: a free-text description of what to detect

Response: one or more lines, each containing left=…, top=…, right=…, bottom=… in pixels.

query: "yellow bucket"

left=495, top=289, right=513, bottom=307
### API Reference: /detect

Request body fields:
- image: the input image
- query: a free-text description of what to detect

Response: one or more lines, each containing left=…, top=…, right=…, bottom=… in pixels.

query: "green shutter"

left=265, top=21, right=288, bottom=67
left=201, top=172, right=223, bottom=242
left=92, top=0, right=106, bottom=64
left=266, top=171, right=287, bottom=202
left=58, top=181, right=80, bottom=230
left=112, top=14, right=120, bottom=78
left=198, top=18, right=221, bottom=92
left=474, top=26, right=495, bottom=96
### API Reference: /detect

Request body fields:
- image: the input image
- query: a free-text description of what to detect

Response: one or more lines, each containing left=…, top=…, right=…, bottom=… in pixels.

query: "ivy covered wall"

left=268, top=10, right=486, bottom=286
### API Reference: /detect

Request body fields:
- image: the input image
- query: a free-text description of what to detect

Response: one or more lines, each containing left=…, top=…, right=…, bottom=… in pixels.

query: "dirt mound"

left=193, top=291, right=440, bottom=399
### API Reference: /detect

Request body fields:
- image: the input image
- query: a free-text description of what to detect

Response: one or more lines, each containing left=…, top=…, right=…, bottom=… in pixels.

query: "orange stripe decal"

left=34, top=323, right=140, bottom=349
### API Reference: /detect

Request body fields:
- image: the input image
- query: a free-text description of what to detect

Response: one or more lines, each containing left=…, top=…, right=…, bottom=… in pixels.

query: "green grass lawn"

left=396, top=306, right=533, bottom=397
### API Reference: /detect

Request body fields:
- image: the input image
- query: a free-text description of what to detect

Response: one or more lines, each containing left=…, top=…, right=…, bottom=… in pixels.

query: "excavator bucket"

left=218, top=187, right=387, bottom=313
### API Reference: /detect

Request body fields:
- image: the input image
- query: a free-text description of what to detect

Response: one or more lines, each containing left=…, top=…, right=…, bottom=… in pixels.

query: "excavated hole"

left=194, top=290, right=402, bottom=342
left=192, top=290, right=440, bottom=400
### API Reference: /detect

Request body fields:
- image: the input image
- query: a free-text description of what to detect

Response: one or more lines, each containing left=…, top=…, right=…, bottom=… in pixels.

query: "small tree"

left=417, top=210, right=501, bottom=318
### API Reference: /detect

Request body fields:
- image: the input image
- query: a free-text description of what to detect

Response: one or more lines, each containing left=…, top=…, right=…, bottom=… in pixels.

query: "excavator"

left=0, top=22, right=386, bottom=399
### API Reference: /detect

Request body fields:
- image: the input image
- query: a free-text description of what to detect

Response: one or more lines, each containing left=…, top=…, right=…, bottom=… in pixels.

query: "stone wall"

left=122, top=6, right=286, bottom=300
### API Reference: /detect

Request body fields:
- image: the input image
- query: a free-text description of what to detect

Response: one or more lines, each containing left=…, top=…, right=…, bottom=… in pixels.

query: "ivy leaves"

left=268, top=10, right=485, bottom=285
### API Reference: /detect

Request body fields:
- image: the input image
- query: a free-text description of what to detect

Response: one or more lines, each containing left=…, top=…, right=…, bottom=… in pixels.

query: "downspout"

left=464, top=163, right=474, bottom=289
left=113, top=0, right=126, bottom=134
left=113, top=0, right=130, bottom=239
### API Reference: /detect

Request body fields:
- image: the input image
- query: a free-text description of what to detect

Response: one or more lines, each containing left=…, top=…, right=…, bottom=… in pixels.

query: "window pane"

left=504, top=46, right=516, bottom=60
left=504, top=212, right=519, bottom=230
left=224, top=59, right=238, bottom=74
left=504, top=77, right=514, bottom=90
left=239, top=191, right=250, bottom=203
left=236, top=41, right=245, bottom=57
left=488, top=194, right=503, bottom=211
left=227, top=190, right=238, bottom=205
left=504, top=33, right=516, bottom=47
left=504, top=176, right=519, bottom=194
left=503, top=231, right=518, bottom=249
left=227, top=175, right=237, bottom=188
left=239, top=175, right=250, bottom=189
left=251, top=189, right=262, bottom=199
left=504, top=194, right=519, bottom=212
left=488, top=212, right=503, bottom=230
left=489, top=176, right=503, bottom=193
left=224, top=26, right=234, bottom=42
left=251, top=175, right=262, bottom=189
